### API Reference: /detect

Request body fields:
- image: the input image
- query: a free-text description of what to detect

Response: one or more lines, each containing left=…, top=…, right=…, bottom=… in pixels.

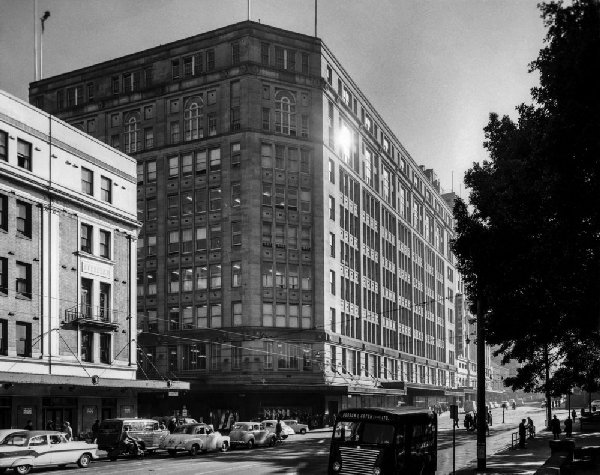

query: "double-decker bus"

left=328, top=407, right=437, bottom=474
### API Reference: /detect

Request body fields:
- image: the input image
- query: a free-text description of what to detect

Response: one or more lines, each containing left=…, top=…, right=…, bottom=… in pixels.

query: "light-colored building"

left=0, top=90, right=186, bottom=433
left=30, top=21, right=457, bottom=424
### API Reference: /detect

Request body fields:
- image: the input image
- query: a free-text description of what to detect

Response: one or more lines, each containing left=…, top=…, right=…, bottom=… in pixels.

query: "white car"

left=261, top=420, right=294, bottom=439
left=0, top=431, right=98, bottom=474
left=282, top=420, right=309, bottom=434
left=591, top=400, right=600, bottom=411
left=159, top=423, right=229, bottom=456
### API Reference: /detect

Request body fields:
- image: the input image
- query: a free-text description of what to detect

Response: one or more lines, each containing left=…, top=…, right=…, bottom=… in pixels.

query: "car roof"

left=8, top=431, right=64, bottom=437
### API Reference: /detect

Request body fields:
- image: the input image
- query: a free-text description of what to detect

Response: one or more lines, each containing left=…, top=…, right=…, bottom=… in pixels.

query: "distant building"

left=30, top=21, right=457, bottom=424
left=0, top=90, right=186, bottom=433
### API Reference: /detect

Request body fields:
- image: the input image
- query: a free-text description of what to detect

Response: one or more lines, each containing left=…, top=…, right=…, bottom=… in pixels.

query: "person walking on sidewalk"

left=527, top=417, right=535, bottom=439
left=487, top=410, right=492, bottom=426
left=551, top=415, right=562, bottom=440
left=571, top=409, right=577, bottom=422
left=518, top=419, right=527, bottom=448
left=564, top=416, right=573, bottom=438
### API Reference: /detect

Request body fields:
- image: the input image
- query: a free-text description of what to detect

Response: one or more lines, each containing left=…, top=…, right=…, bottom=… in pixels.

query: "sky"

left=0, top=0, right=547, bottom=196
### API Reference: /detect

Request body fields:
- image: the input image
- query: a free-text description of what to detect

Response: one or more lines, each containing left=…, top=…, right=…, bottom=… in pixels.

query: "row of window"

left=80, top=224, right=112, bottom=259
left=0, top=319, right=32, bottom=357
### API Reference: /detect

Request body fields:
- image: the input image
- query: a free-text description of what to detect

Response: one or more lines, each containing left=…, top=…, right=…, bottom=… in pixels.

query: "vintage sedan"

left=261, top=420, right=294, bottom=439
left=228, top=422, right=276, bottom=449
left=0, top=431, right=98, bottom=474
left=159, top=423, right=229, bottom=456
left=282, top=420, right=309, bottom=435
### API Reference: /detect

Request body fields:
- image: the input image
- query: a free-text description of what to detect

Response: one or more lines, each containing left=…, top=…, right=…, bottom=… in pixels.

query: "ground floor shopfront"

left=0, top=371, right=188, bottom=436
left=138, top=382, right=408, bottom=430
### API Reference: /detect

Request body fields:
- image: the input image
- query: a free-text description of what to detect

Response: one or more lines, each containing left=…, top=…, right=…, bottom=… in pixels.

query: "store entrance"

left=44, top=407, right=73, bottom=431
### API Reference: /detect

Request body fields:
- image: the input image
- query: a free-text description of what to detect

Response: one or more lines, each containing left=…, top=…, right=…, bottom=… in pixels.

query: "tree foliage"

left=452, top=0, right=600, bottom=395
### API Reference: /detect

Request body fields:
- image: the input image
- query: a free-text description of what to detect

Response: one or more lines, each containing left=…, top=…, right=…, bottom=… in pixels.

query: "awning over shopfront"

left=445, top=390, right=464, bottom=397
left=405, top=382, right=447, bottom=396
left=0, top=371, right=189, bottom=392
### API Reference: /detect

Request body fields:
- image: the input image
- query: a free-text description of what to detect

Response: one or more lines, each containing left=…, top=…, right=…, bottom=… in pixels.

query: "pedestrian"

left=91, top=419, right=100, bottom=442
left=487, top=410, right=493, bottom=426
left=63, top=421, right=73, bottom=440
left=527, top=417, right=535, bottom=439
left=168, top=418, right=177, bottom=434
left=518, top=419, right=527, bottom=448
left=551, top=415, right=561, bottom=440
left=24, top=420, right=33, bottom=430
left=275, top=417, right=283, bottom=442
left=564, top=417, right=573, bottom=438
left=46, top=420, right=54, bottom=431
left=571, top=409, right=577, bottom=422
left=453, top=414, right=460, bottom=429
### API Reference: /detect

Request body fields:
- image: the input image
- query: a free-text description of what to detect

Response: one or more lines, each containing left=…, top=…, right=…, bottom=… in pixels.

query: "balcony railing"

left=64, top=305, right=115, bottom=324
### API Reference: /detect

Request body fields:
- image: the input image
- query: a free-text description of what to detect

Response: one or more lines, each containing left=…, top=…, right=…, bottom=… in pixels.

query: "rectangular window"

left=99, top=230, right=111, bottom=259
left=329, top=196, right=335, bottom=220
left=144, top=128, right=154, bottom=149
left=209, top=188, right=221, bottom=211
left=146, top=198, right=157, bottom=220
left=301, top=52, right=309, bottom=74
left=195, top=266, right=208, bottom=293
left=211, top=304, right=222, bottom=329
left=0, top=130, right=7, bottom=161
left=81, top=167, right=93, bottom=195
left=0, top=194, right=6, bottom=232
left=147, top=235, right=157, bottom=256
left=231, top=42, right=240, bottom=64
left=232, top=221, right=242, bottom=246
left=15, top=262, right=32, bottom=299
left=232, top=260, right=241, bottom=287
left=261, top=43, right=270, bottom=65
left=230, top=106, right=240, bottom=131
left=100, top=176, right=112, bottom=203
left=182, top=191, right=193, bottom=215
left=17, top=139, right=32, bottom=170
left=0, top=258, right=7, bottom=295
left=263, top=304, right=273, bottom=327
left=147, top=161, right=157, bottom=183
left=172, top=59, right=180, bottom=79
left=170, top=122, right=180, bottom=144
left=80, top=224, right=92, bottom=253
left=231, top=182, right=241, bottom=207
left=100, top=334, right=111, bottom=364
left=168, top=156, right=179, bottom=178
left=232, top=302, right=242, bottom=326
left=209, top=148, right=221, bottom=171
left=231, top=142, right=241, bottom=167
left=210, top=224, right=222, bottom=249
left=146, top=271, right=157, bottom=295
left=210, top=264, right=222, bottom=288
left=196, top=228, right=207, bottom=251
left=208, top=113, right=217, bottom=136
left=329, top=232, right=335, bottom=257
left=196, top=304, right=207, bottom=328
left=195, top=150, right=207, bottom=175
left=329, top=270, right=335, bottom=295
left=206, top=49, right=215, bottom=70
left=16, top=200, right=32, bottom=238
left=168, top=230, right=179, bottom=253
left=262, top=108, right=270, bottom=130
left=16, top=322, right=32, bottom=357
left=0, top=319, right=7, bottom=355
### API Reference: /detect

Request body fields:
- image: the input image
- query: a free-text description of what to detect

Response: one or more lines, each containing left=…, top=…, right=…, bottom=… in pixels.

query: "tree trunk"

left=545, top=345, right=552, bottom=428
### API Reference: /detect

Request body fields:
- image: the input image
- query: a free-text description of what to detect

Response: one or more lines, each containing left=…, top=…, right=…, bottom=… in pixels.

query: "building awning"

left=405, top=383, right=447, bottom=396
left=445, top=391, right=465, bottom=397
left=0, top=371, right=189, bottom=392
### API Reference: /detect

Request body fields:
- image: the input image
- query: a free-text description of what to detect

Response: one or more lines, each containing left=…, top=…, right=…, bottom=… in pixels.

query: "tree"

left=452, top=0, right=600, bottom=425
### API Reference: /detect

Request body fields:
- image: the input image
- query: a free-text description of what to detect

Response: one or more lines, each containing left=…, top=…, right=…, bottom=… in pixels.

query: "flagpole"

left=248, top=0, right=251, bottom=21
left=40, top=11, right=50, bottom=80
left=34, top=0, right=38, bottom=81
left=314, top=0, right=318, bottom=37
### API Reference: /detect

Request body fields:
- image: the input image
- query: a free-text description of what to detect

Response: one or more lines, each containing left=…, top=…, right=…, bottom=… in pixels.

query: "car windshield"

left=334, top=421, right=395, bottom=446
left=2, top=433, right=28, bottom=446
left=232, top=424, right=249, bottom=431
left=174, top=425, right=197, bottom=434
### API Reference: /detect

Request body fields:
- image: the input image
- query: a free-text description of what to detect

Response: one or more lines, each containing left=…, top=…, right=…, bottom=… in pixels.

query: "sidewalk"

left=454, top=428, right=600, bottom=474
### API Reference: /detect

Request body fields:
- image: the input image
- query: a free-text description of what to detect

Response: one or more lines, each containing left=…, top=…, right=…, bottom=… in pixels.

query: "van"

left=97, top=418, right=169, bottom=453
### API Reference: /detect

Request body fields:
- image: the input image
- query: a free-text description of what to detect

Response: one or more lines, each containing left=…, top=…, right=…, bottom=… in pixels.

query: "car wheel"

left=14, top=466, right=31, bottom=475
left=168, top=449, right=177, bottom=457
left=246, top=439, right=254, bottom=450
left=78, top=453, right=92, bottom=468
left=221, top=441, right=229, bottom=452
left=189, top=444, right=201, bottom=457
left=300, top=428, right=307, bottom=434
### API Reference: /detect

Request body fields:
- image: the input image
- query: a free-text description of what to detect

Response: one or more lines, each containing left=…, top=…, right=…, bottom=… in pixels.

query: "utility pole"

left=476, top=298, right=486, bottom=471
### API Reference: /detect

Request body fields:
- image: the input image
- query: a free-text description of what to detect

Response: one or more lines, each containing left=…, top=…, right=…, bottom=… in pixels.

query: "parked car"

left=159, top=423, right=229, bottom=456
left=97, top=418, right=169, bottom=458
left=580, top=411, right=600, bottom=431
left=261, top=420, right=294, bottom=439
left=228, top=422, right=276, bottom=449
left=591, top=400, right=600, bottom=411
left=283, top=420, right=309, bottom=435
left=0, top=431, right=98, bottom=474
left=0, top=430, right=25, bottom=444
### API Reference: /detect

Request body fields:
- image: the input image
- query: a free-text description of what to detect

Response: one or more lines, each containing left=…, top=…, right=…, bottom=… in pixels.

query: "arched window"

left=124, top=115, right=140, bottom=153
left=184, top=97, right=204, bottom=141
left=275, top=91, right=296, bottom=136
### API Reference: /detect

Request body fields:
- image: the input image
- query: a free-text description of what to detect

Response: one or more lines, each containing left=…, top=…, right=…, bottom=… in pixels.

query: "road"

left=32, top=405, right=564, bottom=474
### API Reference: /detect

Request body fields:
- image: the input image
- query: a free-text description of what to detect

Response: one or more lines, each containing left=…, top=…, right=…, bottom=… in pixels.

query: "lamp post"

left=476, top=298, right=486, bottom=471
left=502, top=404, right=505, bottom=423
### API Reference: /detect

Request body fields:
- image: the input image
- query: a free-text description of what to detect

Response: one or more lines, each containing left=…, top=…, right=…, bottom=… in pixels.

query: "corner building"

left=0, top=91, right=186, bottom=434
left=30, top=21, right=458, bottom=424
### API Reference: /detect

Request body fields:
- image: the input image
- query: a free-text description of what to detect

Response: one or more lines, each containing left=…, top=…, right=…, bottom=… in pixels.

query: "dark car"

left=580, top=411, right=600, bottom=432
left=97, top=418, right=169, bottom=456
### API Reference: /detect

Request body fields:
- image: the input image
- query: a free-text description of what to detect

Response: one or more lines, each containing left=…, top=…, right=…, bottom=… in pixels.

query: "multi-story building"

left=0, top=90, right=186, bottom=433
left=30, top=21, right=457, bottom=424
